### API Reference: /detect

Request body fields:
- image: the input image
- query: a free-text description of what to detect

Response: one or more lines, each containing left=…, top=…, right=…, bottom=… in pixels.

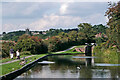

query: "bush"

left=14, top=35, right=48, bottom=54
left=2, top=42, right=15, bottom=58
left=34, top=42, right=48, bottom=54
left=15, top=38, right=36, bottom=53
left=20, top=51, right=31, bottom=55
left=47, top=37, right=60, bottom=52
left=93, top=43, right=119, bottom=64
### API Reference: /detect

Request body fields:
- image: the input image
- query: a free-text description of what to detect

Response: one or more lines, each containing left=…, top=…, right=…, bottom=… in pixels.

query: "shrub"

left=20, top=51, right=31, bottom=55
left=2, top=42, right=15, bottom=58
left=14, top=35, right=48, bottom=54
left=47, top=37, right=62, bottom=52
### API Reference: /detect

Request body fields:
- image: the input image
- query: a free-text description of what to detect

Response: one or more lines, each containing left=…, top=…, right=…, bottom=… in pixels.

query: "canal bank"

left=0, top=45, right=85, bottom=80
left=1, top=53, right=85, bottom=80
left=14, top=53, right=120, bottom=79
left=93, top=45, right=120, bottom=64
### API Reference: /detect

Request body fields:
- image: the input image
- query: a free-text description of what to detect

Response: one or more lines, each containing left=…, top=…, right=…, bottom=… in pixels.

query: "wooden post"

left=85, top=44, right=92, bottom=66
left=85, top=45, right=92, bottom=56
left=86, top=58, right=92, bottom=66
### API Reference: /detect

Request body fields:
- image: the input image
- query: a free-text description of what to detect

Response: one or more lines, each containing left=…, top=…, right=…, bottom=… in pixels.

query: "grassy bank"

left=0, top=45, right=85, bottom=76
left=0, top=54, right=32, bottom=63
left=0, top=54, right=46, bottom=76
left=93, top=45, right=119, bottom=64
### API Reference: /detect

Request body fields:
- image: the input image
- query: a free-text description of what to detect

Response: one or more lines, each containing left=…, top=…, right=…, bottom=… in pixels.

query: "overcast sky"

left=1, top=0, right=119, bottom=33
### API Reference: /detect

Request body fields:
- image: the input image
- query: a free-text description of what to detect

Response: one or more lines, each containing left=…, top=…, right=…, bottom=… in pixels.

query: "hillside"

left=1, top=28, right=79, bottom=42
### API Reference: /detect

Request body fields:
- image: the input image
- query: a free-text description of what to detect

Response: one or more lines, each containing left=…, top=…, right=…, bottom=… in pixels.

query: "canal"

left=14, top=54, right=120, bottom=79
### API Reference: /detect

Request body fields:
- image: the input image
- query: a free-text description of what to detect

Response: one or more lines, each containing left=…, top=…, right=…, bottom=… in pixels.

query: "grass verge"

left=0, top=54, right=46, bottom=76
left=0, top=54, right=32, bottom=63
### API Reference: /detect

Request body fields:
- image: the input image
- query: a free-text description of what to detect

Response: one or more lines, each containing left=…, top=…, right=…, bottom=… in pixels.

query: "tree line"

left=1, top=23, right=108, bottom=58
left=1, top=24, right=107, bottom=42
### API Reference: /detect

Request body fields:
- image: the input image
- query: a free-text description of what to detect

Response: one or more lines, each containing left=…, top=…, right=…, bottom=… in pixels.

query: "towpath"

left=0, top=46, right=76, bottom=65
left=0, top=55, right=35, bottom=65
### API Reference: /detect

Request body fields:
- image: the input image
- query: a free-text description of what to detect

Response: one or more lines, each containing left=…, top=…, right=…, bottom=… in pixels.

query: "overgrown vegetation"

left=105, top=1, right=120, bottom=50
left=93, top=1, right=120, bottom=64
left=94, top=44, right=118, bottom=64
left=1, top=42, right=15, bottom=58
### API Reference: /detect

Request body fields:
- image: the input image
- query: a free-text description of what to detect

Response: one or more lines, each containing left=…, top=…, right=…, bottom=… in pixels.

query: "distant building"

left=95, top=33, right=102, bottom=38
left=25, top=28, right=30, bottom=35
left=31, top=32, right=39, bottom=35
left=42, top=32, right=46, bottom=35
left=95, top=32, right=107, bottom=38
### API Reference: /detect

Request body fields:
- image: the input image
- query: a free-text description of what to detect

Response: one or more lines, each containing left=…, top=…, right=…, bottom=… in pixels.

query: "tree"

left=105, top=1, right=120, bottom=50
left=46, top=36, right=62, bottom=52
left=78, top=23, right=95, bottom=43
left=2, top=42, right=15, bottom=58
left=17, top=34, right=30, bottom=42
left=15, top=35, right=48, bottom=54
left=2, top=31, right=25, bottom=41
left=15, top=38, right=36, bottom=53
left=92, top=24, right=108, bottom=34
left=68, top=31, right=78, bottom=42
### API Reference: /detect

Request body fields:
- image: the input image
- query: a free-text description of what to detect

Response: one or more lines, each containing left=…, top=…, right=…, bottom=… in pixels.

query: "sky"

left=1, top=0, right=120, bottom=33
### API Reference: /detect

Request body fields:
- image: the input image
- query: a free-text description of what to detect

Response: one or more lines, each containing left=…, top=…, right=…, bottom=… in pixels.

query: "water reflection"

left=95, top=63, right=120, bottom=66
left=16, top=54, right=120, bottom=79
left=72, top=56, right=95, bottom=67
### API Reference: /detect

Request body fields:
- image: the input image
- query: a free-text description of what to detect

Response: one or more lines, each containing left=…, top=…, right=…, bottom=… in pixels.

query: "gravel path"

left=0, top=55, right=35, bottom=65
left=56, top=46, right=76, bottom=53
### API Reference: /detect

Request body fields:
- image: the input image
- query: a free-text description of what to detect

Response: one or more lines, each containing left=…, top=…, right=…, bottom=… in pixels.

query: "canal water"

left=15, top=54, right=120, bottom=79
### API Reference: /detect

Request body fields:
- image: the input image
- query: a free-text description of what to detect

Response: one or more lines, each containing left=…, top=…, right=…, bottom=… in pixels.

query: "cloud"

left=2, top=13, right=106, bottom=33
left=2, top=14, right=82, bottom=32
left=84, top=13, right=107, bottom=24
left=2, top=2, right=108, bottom=33
left=3, top=3, right=39, bottom=18
left=28, top=14, right=83, bottom=31
left=2, top=2, right=60, bottom=19
left=22, top=4, right=40, bottom=15
left=2, top=24, right=17, bottom=32
left=60, top=3, right=68, bottom=14
left=2, top=23, right=28, bottom=33
left=2, top=2, right=108, bottom=20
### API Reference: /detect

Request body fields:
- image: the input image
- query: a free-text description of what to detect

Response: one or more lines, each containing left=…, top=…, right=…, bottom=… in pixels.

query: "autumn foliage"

left=15, top=34, right=48, bottom=54
left=105, top=1, right=120, bottom=50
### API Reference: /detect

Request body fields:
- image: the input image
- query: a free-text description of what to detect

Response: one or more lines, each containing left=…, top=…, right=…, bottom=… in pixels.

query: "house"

left=95, top=32, right=107, bottom=38
left=32, top=32, right=39, bottom=35
left=42, top=32, right=46, bottom=35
